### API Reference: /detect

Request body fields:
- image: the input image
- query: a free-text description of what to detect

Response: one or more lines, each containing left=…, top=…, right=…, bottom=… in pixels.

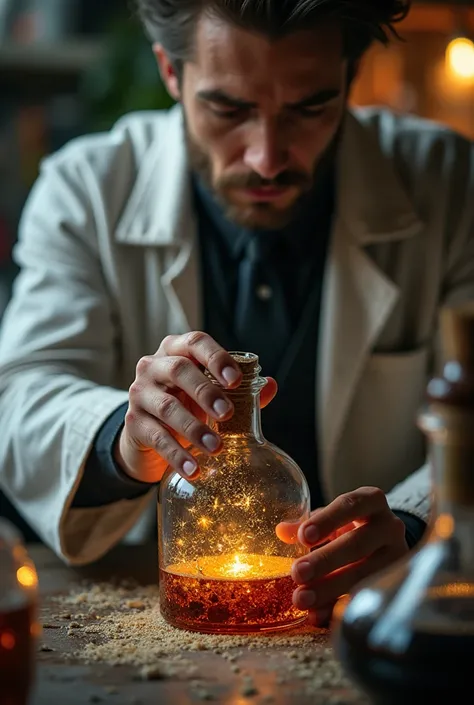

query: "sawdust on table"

left=45, top=580, right=363, bottom=702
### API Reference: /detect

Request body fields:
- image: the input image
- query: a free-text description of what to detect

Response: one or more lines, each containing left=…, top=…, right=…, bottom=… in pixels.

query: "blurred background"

left=0, top=0, right=473, bottom=538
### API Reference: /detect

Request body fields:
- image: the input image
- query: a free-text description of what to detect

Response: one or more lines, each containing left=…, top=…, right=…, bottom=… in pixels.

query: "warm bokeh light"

left=446, top=37, right=474, bottom=80
left=434, top=513, right=455, bottom=539
left=430, top=582, right=474, bottom=598
left=0, top=631, right=16, bottom=650
left=16, top=565, right=38, bottom=589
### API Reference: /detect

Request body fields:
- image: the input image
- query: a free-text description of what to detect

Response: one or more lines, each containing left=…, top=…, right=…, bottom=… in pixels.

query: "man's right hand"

left=115, top=332, right=277, bottom=484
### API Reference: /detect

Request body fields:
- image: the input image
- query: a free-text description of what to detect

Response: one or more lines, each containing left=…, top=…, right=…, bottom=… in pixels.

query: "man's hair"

left=134, top=0, right=411, bottom=67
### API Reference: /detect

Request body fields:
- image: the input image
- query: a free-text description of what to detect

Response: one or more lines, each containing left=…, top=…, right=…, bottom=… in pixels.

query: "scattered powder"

left=138, top=664, right=167, bottom=681
left=38, top=644, right=55, bottom=652
left=49, top=581, right=327, bottom=667
left=45, top=581, right=364, bottom=701
left=240, top=675, right=259, bottom=697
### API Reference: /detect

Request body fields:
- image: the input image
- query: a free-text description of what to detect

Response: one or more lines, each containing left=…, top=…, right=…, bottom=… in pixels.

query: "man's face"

left=160, top=15, right=348, bottom=229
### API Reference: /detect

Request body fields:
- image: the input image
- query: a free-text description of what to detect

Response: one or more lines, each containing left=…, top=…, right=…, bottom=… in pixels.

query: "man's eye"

left=295, top=106, right=327, bottom=118
left=210, top=106, right=245, bottom=119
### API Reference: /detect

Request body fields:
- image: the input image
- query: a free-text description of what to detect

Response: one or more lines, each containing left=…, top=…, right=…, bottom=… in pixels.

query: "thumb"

left=275, top=519, right=303, bottom=544
left=260, top=377, right=278, bottom=408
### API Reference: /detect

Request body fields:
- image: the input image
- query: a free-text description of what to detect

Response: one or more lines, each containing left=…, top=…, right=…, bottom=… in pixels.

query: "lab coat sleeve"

left=0, top=151, right=154, bottom=566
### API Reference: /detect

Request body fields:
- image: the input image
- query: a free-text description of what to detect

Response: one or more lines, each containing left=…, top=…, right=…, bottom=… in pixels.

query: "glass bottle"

left=0, top=518, right=40, bottom=705
left=158, top=352, right=310, bottom=634
left=332, top=303, right=474, bottom=704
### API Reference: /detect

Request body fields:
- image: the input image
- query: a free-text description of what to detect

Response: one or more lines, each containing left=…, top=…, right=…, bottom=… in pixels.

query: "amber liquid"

left=160, top=555, right=305, bottom=633
left=0, top=602, right=36, bottom=705
left=336, top=598, right=474, bottom=704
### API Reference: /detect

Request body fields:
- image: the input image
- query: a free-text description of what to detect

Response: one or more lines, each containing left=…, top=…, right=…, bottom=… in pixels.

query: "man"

left=0, top=0, right=473, bottom=626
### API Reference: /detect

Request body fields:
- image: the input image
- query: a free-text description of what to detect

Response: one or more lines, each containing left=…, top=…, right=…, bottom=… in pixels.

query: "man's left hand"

left=277, top=487, right=408, bottom=627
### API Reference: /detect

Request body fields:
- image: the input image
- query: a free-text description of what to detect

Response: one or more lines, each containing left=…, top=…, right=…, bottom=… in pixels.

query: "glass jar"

left=0, top=519, right=40, bottom=705
left=332, top=303, right=474, bottom=704
left=158, top=352, right=310, bottom=633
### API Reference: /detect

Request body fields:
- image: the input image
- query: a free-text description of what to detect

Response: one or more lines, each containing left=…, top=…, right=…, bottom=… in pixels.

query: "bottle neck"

left=427, top=438, right=474, bottom=564
left=208, top=390, right=264, bottom=441
left=430, top=439, right=474, bottom=520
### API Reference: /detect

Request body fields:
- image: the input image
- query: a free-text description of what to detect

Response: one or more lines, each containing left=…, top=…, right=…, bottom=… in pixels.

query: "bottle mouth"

left=205, top=351, right=266, bottom=391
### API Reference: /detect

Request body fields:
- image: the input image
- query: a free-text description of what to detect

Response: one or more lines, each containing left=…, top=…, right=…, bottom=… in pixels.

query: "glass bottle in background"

left=332, top=303, right=474, bottom=704
left=158, top=352, right=310, bottom=634
left=0, top=519, right=40, bottom=705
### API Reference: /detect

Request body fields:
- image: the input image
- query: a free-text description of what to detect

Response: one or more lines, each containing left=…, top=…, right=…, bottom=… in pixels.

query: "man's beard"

left=185, top=120, right=341, bottom=230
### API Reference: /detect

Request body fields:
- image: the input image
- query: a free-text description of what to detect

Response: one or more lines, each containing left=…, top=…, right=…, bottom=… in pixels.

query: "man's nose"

left=243, top=120, right=289, bottom=180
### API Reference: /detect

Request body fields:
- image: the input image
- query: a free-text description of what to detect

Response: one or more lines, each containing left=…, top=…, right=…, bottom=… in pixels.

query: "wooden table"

left=29, top=544, right=367, bottom=705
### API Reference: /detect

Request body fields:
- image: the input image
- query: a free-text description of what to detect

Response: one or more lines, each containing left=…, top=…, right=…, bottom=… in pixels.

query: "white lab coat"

left=0, top=105, right=473, bottom=565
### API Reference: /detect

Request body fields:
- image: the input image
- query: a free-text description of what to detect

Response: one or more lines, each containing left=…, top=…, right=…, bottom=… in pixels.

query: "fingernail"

left=183, top=460, right=197, bottom=477
left=304, top=526, right=319, bottom=545
left=296, top=561, right=313, bottom=583
left=202, top=433, right=220, bottom=452
left=213, top=398, right=231, bottom=419
left=222, top=366, right=240, bottom=387
left=297, top=590, right=316, bottom=609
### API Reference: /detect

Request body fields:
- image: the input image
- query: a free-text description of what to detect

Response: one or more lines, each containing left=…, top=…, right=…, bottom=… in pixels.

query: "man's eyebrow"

left=197, top=89, right=256, bottom=109
left=196, top=87, right=341, bottom=110
left=289, top=89, right=341, bottom=109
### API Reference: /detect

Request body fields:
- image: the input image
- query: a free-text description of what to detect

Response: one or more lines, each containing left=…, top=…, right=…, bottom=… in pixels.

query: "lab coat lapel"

left=318, top=110, right=424, bottom=496
left=115, top=105, right=202, bottom=332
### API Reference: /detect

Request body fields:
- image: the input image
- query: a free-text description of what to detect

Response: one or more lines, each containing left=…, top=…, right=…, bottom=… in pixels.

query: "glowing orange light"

left=16, top=565, right=38, bottom=589
left=430, top=582, right=474, bottom=598
left=227, top=554, right=253, bottom=577
left=0, top=631, right=16, bottom=650
left=446, top=37, right=474, bottom=80
left=435, top=513, right=455, bottom=539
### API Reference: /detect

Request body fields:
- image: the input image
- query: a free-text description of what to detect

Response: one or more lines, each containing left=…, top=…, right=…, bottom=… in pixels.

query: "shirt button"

left=256, top=284, right=273, bottom=301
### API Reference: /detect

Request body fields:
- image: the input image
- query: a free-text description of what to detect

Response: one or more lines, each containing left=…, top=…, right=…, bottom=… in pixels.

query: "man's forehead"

left=192, top=13, right=345, bottom=88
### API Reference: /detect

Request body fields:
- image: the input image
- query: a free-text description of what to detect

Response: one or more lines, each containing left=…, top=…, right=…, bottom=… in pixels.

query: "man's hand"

left=115, top=332, right=277, bottom=483
left=277, top=487, right=408, bottom=627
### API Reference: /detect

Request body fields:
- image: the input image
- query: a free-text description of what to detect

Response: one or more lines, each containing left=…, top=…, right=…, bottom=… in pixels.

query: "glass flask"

left=0, top=519, right=40, bottom=705
left=332, top=303, right=474, bottom=704
left=158, top=352, right=311, bottom=633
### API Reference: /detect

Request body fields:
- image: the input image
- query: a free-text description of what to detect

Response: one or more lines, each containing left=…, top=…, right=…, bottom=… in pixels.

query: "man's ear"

left=153, top=43, right=181, bottom=101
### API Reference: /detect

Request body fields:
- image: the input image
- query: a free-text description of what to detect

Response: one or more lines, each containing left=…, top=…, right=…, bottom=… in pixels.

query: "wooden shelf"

left=0, top=39, right=103, bottom=74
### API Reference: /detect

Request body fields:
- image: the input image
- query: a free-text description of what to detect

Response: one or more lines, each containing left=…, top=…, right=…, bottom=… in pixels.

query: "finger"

left=276, top=520, right=301, bottom=544
left=276, top=508, right=323, bottom=545
left=139, top=384, right=222, bottom=456
left=133, top=357, right=234, bottom=422
left=297, top=487, right=390, bottom=547
left=292, top=546, right=397, bottom=610
left=307, top=603, right=335, bottom=628
left=125, top=410, right=199, bottom=481
left=260, top=377, right=278, bottom=408
left=158, top=332, right=242, bottom=388
left=291, top=514, right=405, bottom=585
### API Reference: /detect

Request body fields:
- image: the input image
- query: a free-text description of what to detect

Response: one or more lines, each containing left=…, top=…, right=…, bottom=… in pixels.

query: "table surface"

left=29, top=543, right=367, bottom=705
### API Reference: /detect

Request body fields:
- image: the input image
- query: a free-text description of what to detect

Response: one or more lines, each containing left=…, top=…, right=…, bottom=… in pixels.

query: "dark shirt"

left=192, top=174, right=334, bottom=508
left=73, top=175, right=426, bottom=549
